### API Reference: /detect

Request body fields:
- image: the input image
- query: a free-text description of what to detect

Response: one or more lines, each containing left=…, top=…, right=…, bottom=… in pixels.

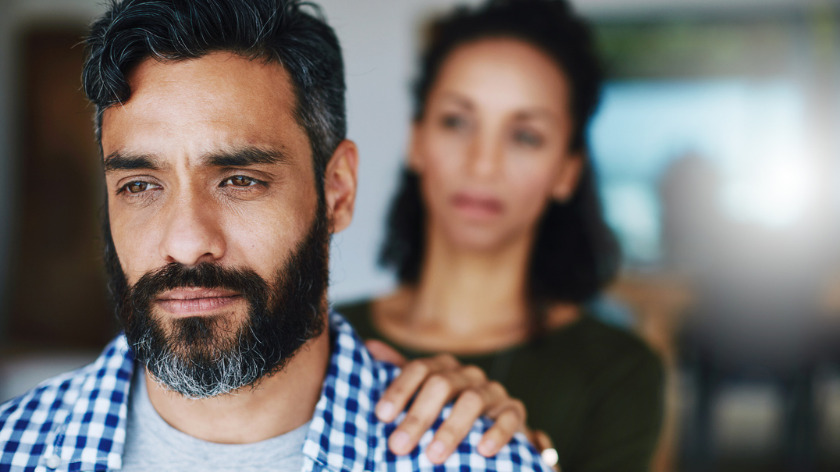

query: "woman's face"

left=411, top=38, right=582, bottom=252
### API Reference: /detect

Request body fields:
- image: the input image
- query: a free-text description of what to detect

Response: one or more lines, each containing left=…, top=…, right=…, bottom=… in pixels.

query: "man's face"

left=101, top=52, right=328, bottom=398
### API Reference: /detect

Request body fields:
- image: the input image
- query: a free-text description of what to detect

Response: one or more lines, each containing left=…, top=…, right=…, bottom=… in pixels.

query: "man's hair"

left=380, top=0, right=620, bottom=314
left=83, top=0, right=346, bottom=190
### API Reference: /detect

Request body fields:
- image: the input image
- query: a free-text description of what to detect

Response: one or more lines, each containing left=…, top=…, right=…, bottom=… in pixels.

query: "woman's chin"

left=441, top=223, right=526, bottom=255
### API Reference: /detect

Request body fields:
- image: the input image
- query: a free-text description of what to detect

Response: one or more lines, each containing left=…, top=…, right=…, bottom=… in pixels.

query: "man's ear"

left=324, top=139, right=359, bottom=233
left=551, top=153, right=584, bottom=202
left=407, top=122, right=424, bottom=173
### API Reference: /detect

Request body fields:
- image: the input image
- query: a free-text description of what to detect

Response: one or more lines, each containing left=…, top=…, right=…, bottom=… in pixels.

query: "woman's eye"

left=512, top=129, right=543, bottom=148
left=223, top=175, right=258, bottom=187
left=441, top=114, right=468, bottom=130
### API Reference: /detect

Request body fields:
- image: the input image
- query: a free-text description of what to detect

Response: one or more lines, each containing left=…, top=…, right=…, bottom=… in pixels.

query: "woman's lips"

left=451, top=192, right=504, bottom=219
left=155, top=288, right=243, bottom=316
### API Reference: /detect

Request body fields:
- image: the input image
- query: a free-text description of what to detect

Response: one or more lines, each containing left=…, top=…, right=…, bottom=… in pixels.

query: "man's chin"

left=164, top=314, right=242, bottom=352
left=140, top=319, right=262, bottom=399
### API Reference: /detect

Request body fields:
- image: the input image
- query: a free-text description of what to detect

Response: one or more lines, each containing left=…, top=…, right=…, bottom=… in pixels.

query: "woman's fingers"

left=530, top=430, right=559, bottom=471
left=530, top=429, right=553, bottom=451
left=366, top=339, right=408, bottom=367
left=386, top=363, right=481, bottom=455
left=375, top=354, right=460, bottom=422
left=425, top=388, right=486, bottom=462
left=477, top=398, right=526, bottom=457
left=425, top=381, right=508, bottom=463
left=376, top=355, right=530, bottom=464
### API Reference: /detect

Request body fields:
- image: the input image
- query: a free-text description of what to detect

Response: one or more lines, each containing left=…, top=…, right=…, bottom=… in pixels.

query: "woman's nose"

left=465, top=134, right=503, bottom=179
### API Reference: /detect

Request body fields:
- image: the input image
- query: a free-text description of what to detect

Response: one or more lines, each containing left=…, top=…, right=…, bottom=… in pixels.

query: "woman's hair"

left=380, top=0, right=621, bottom=307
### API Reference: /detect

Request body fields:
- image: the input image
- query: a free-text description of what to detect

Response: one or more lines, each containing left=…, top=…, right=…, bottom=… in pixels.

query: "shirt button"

left=45, top=454, right=61, bottom=469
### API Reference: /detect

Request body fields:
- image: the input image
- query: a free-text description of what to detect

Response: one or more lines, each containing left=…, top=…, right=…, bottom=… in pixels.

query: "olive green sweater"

left=337, top=300, right=665, bottom=472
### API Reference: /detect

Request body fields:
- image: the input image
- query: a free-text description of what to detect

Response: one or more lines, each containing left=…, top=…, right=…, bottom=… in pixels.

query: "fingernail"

left=376, top=401, right=395, bottom=420
left=428, top=440, right=446, bottom=462
left=478, top=438, right=497, bottom=456
left=391, top=431, right=410, bottom=452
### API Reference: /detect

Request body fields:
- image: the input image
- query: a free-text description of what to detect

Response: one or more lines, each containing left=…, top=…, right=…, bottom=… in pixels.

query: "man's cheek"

left=113, top=243, right=144, bottom=285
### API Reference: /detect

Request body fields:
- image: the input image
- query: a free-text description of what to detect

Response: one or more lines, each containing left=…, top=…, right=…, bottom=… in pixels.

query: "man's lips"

left=155, top=288, right=243, bottom=315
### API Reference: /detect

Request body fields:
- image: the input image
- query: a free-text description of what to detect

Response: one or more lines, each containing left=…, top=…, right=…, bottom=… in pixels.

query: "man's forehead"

left=100, top=52, right=308, bottom=162
left=111, top=52, right=295, bottom=116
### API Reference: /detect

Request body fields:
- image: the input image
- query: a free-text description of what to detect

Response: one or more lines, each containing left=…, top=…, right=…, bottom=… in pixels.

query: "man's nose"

left=158, top=189, right=225, bottom=266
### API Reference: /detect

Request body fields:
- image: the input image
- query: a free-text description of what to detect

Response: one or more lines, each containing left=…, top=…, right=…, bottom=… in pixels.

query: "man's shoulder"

left=322, top=313, right=549, bottom=471
left=0, top=336, right=134, bottom=471
left=0, top=336, right=133, bottom=416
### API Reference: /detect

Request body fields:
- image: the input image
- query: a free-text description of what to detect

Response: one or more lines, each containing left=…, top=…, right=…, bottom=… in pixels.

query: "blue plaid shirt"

left=1, top=312, right=549, bottom=472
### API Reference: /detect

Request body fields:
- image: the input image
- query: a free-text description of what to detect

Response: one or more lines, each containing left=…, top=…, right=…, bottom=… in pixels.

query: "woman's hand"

left=366, top=340, right=528, bottom=464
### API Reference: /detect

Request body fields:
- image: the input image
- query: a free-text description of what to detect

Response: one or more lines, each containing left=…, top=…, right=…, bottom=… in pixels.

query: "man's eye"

left=123, top=181, right=151, bottom=194
left=222, top=175, right=258, bottom=187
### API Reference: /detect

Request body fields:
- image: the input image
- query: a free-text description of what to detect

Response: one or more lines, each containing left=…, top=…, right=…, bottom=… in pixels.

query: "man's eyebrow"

left=203, top=147, right=290, bottom=167
left=103, top=152, right=162, bottom=172
left=103, top=147, right=289, bottom=172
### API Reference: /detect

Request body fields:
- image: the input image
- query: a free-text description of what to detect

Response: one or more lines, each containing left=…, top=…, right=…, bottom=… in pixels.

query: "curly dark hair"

left=82, top=0, right=346, bottom=193
left=380, top=0, right=620, bottom=308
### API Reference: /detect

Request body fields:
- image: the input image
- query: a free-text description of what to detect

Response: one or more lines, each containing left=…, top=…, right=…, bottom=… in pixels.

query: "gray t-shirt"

left=122, top=368, right=309, bottom=472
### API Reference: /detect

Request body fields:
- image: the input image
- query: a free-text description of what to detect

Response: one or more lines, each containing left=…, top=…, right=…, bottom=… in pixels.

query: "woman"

left=341, top=1, right=664, bottom=470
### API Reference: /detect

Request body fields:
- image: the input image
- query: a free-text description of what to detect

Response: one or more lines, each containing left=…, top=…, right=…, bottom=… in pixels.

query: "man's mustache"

left=129, top=262, right=270, bottom=306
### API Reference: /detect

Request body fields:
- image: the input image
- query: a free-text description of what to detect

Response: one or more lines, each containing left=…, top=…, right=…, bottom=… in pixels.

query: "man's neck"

left=143, top=328, right=330, bottom=444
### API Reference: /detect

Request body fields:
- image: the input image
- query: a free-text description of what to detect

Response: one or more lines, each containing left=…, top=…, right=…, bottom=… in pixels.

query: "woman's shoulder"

left=575, top=315, right=657, bottom=355
left=544, top=314, right=663, bottom=382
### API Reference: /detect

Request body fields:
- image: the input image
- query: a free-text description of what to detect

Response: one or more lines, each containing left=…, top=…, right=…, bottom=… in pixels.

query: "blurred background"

left=0, top=0, right=838, bottom=471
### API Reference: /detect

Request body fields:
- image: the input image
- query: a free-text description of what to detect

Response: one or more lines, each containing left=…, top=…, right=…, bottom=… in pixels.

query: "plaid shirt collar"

left=2, top=312, right=548, bottom=471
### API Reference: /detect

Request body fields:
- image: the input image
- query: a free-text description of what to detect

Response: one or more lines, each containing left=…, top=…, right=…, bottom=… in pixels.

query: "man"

left=0, top=0, right=549, bottom=471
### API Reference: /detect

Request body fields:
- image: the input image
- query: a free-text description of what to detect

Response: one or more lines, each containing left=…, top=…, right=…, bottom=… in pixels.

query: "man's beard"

left=104, top=206, right=329, bottom=399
